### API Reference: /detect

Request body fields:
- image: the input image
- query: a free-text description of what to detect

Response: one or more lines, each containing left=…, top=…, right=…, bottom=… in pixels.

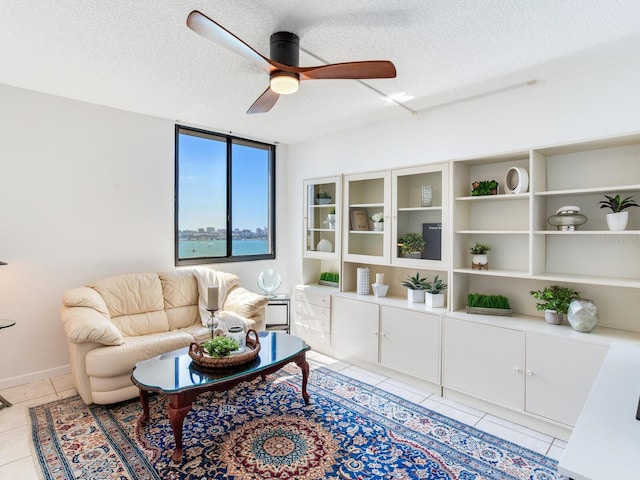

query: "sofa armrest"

left=223, top=287, right=268, bottom=320
left=60, top=305, right=124, bottom=346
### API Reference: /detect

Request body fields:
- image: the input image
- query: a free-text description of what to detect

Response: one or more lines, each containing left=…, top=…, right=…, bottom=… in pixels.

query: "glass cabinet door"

left=303, top=176, right=341, bottom=259
left=343, top=171, right=391, bottom=264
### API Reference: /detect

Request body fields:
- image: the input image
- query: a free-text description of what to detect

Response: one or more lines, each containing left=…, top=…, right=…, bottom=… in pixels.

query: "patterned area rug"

left=30, top=365, right=567, bottom=479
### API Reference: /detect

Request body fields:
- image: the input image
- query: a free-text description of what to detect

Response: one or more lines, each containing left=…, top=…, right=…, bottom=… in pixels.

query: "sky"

left=178, top=132, right=270, bottom=231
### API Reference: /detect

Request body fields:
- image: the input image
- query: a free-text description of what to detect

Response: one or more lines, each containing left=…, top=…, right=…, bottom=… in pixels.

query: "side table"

left=264, top=294, right=290, bottom=333
left=0, top=320, right=16, bottom=409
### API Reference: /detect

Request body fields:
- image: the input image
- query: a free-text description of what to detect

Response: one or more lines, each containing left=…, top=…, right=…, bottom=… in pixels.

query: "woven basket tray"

left=189, top=329, right=260, bottom=369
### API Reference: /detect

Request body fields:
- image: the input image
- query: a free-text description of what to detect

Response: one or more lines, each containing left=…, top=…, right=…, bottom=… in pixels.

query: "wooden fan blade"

left=299, top=61, right=396, bottom=80
left=187, top=10, right=272, bottom=72
left=247, top=87, right=280, bottom=114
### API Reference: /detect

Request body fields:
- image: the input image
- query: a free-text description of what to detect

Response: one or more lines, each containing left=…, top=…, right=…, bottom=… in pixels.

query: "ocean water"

left=179, top=239, right=268, bottom=258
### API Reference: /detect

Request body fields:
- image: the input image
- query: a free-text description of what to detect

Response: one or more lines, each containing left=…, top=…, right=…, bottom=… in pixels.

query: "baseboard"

left=0, top=364, right=71, bottom=390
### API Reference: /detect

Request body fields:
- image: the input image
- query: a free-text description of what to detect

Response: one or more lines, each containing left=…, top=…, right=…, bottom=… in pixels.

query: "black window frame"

left=174, top=125, right=276, bottom=265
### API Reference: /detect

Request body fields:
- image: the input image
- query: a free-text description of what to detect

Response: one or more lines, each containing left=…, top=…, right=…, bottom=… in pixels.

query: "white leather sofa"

left=60, top=268, right=268, bottom=405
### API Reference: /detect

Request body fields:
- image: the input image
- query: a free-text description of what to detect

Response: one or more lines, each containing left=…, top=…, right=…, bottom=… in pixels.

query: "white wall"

left=283, top=52, right=640, bottom=291
left=0, top=85, right=288, bottom=388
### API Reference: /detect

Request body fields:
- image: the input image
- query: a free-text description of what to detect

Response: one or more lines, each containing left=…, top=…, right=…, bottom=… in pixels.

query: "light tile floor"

left=0, top=353, right=566, bottom=478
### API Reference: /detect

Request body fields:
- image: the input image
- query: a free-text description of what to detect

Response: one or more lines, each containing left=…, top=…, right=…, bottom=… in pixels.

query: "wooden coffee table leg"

left=295, top=354, right=311, bottom=405
left=138, top=389, right=150, bottom=424
left=168, top=395, right=193, bottom=462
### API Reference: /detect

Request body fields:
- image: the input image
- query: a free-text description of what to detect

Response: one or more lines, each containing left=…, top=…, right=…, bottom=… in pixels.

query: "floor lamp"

left=0, top=260, right=14, bottom=409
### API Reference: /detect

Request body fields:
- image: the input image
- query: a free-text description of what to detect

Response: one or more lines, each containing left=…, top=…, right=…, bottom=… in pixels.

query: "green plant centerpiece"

left=470, top=242, right=491, bottom=270
left=401, top=272, right=428, bottom=303
left=598, top=194, right=639, bottom=231
left=201, top=336, right=240, bottom=357
left=529, top=285, right=580, bottom=325
left=319, top=271, right=339, bottom=287
left=471, top=180, right=499, bottom=196
left=398, top=232, right=425, bottom=258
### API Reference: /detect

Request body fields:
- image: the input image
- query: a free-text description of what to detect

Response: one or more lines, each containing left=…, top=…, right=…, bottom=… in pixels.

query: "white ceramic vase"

left=606, top=211, right=628, bottom=231
left=544, top=310, right=563, bottom=325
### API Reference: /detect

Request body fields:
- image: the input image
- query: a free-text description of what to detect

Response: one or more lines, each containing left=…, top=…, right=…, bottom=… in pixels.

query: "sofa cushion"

left=159, top=270, right=201, bottom=329
left=225, top=287, right=269, bottom=318
left=85, top=331, right=195, bottom=378
left=89, top=273, right=169, bottom=336
left=62, top=286, right=110, bottom=316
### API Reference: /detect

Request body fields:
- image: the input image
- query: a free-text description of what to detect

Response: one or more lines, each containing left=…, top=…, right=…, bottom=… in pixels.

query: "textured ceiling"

left=1, top=1, right=639, bottom=144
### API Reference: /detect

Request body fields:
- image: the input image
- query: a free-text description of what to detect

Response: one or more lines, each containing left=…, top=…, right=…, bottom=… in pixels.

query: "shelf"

left=453, top=267, right=530, bottom=278
left=531, top=272, right=640, bottom=289
left=397, top=206, right=442, bottom=212
left=535, top=184, right=640, bottom=197
left=349, top=203, right=385, bottom=208
left=456, top=230, right=529, bottom=235
left=456, top=193, right=530, bottom=201
left=535, top=230, right=640, bottom=235
left=310, top=203, right=337, bottom=208
left=349, top=230, right=384, bottom=235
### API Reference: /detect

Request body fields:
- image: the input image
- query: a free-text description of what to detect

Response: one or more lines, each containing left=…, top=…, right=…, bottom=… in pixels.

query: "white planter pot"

left=373, top=222, right=384, bottom=231
left=606, top=211, right=628, bottom=231
left=407, top=289, right=425, bottom=303
left=544, top=309, right=563, bottom=325
left=425, top=293, right=445, bottom=308
left=472, top=254, right=488, bottom=270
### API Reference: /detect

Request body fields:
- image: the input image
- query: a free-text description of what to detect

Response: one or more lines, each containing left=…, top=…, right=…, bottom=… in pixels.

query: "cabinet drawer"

left=294, top=301, right=330, bottom=320
left=295, top=312, right=331, bottom=334
left=294, top=288, right=331, bottom=308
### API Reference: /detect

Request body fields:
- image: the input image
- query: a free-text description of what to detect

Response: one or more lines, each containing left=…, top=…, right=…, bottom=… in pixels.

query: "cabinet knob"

left=372, top=331, right=378, bottom=336
left=381, top=332, right=387, bottom=337
left=527, top=370, right=533, bottom=376
left=513, top=367, right=521, bottom=373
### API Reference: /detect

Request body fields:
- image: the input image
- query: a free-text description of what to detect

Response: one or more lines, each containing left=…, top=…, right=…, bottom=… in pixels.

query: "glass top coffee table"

left=131, top=331, right=311, bottom=462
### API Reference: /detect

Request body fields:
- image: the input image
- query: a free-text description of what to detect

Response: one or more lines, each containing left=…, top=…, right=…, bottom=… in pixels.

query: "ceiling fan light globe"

left=270, top=71, right=299, bottom=95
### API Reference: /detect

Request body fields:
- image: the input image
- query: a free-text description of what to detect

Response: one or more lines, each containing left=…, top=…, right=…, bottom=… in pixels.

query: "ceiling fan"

left=186, top=10, right=397, bottom=114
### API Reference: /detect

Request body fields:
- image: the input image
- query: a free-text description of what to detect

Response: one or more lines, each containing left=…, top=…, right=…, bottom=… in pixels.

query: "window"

left=175, top=125, right=275, bottom=265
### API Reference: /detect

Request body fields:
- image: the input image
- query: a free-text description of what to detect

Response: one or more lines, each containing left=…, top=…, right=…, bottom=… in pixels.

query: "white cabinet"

left=380, top=306, right=440, bottom=384
left=525, top=332, right=607, bottom=426
left=443, top=316, right=524, bottom=410
left=333, top=295, right=441, bottom=384
left=443, top=314, right=609, bottom=427
left=293, top=286, right=332, bottom=355
left=332, top=296, right=379, bottom=363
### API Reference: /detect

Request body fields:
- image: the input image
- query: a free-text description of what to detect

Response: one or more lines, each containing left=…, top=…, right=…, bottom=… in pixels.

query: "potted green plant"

left=471, top=180, right=499, bottom=196
left=466, top=293, right=512, bottom=316
left=316, top=191, right=332, bottom=205
left=398, top=232, right=425, bottom=259
left=369, top=211, right=384, bottom=231
left=598, top=194, right=639, bottom=231
left=325, top=207, right=336, bottom=230
left=529, top=285, right=580, bottom=325
left=424, top=274, right=447, bottom=307
left=401, top=272, right=428, bottom=303
left=469, top=242, right=491, bottom=269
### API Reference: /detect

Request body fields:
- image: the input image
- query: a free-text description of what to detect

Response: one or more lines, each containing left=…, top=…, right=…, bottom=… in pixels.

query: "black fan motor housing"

left=270, top=32, right=299, bottom=67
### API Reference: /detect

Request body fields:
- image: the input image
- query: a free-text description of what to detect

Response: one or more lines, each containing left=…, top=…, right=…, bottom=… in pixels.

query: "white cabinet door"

left=380, top=306, right=441, bottom=384
left=443, top=317, right=524, bottom=410
left=332, top=296, right=379, bottom=364
left=525, top=333, right=607, bottom=426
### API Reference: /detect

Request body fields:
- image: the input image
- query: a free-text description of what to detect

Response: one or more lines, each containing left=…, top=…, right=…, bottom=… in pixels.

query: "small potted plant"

left=598, top=194, right=639, bottom=231
left=529, top=285, right=580, bottom=325
left=369, top=212, right=384, bottom=231
left=469, top=242, right=491, bottom=269
left=325, top=207, right=336, bottom=230
left=316, top=191, right=332, bottom=205
left=471, top=180, right=499, bottom=196
left=398, top=232, right=425, bottom=259
left=401, top=272, right=428, bottom=303
left=424, top=274, right=447, bottom=308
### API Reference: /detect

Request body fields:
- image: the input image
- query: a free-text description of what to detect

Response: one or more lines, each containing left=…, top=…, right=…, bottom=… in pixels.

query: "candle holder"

left=206, top=308, right=219, bottom=338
